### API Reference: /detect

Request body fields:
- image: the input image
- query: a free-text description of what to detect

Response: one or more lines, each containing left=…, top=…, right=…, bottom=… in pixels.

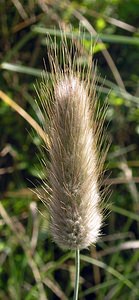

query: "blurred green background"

left=0, top=0, right=139, bottom=299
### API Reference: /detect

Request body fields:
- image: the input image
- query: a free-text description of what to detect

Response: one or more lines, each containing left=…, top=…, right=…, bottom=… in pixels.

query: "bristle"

left=36, top=29, right=108, bottom=250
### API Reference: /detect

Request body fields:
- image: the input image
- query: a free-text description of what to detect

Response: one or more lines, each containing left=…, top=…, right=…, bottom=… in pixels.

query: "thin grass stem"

left=73, top=249, right=80, bottom=300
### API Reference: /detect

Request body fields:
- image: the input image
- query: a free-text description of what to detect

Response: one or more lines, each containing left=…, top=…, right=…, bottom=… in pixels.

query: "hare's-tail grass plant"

left=35, top=29, right=109, bottom=299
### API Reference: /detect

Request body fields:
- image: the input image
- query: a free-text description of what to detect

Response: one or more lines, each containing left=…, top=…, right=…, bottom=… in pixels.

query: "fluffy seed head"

left=36, top=29, right=108, bottom=250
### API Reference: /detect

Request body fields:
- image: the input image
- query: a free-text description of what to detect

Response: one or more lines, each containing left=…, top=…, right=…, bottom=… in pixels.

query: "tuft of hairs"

left=35, top=29, right=109, bottom=250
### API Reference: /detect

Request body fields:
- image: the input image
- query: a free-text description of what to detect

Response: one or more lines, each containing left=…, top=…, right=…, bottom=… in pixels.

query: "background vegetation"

left=0, top=0, right=139, bottom=299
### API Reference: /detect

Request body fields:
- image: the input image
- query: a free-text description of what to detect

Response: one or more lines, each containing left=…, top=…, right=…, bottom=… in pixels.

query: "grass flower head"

left=36, top=29, right=108, bottom=250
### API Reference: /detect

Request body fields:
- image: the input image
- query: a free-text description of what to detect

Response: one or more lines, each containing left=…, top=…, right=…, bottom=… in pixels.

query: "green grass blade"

left=32, top=26, right=139, bottom=46
left=80, top=255, right=139, bottom=295
left=1, top=62, right=42, bottom=76
left=112, top=205, right=139, bottom=222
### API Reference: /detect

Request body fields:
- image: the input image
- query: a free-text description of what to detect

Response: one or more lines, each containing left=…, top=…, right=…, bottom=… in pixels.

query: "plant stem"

left=73, top=248, right=80, bottom=300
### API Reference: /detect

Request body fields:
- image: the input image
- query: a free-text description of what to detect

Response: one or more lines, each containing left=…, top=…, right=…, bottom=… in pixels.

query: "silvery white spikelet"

left=36, top=29, right=108, bottom=250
